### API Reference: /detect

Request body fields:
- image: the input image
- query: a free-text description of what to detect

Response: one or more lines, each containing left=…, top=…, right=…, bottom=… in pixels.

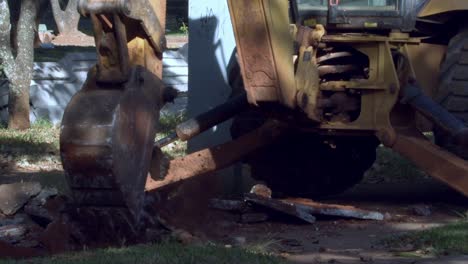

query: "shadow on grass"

left=0, top=120, right=59, bottom=164
left=0, top=242, right=285, bottom=264
left=384, top=221, right=468, bottom=256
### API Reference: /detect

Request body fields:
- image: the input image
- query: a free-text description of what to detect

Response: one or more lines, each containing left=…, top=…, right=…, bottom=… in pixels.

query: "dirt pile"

left=0, top=182, right=169, bottom=259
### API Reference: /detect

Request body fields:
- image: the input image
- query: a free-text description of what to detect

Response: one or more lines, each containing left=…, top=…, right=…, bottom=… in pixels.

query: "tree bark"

left=50, top=0, right=80, bottom=35
left=0, top=0, right=38, bottom=130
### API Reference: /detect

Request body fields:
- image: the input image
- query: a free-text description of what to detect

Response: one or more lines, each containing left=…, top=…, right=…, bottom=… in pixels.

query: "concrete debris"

left=411, top=204, right=432, bottom=217
left=29, top=188, right=58, bottom=207
left=282, top=198, right=385, bottom=221
left=0, top=182, right=42, bottom=216
left=244, top=194, right=384, bottom=223
left=0, top=184, right=73, bottom=258
left=24, top=188, right=60, bottom=227
left=245, top=194, right=317, bottom=224
left=0, top=224, right=28, bottom=243
left=38, top=218, right=71, bottom=254
left=24, top=204, right=53, bottom=227
left=240, top=212, right=269, bottom=224
left=250, top=184, right=272, bottom=198
left=0, top=214, right=27, bottom=227
left=211, top=187, right=385, bottom=225
left=209, top=199, right=247, bottom=212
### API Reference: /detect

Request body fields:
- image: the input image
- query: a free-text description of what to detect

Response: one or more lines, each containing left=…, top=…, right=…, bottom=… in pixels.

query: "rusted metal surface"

left=146, top=121, right=285, bottom=191
left=295, top=24, right=326, bottom=48
left=318, top=65, right=361, bottom=76
left=61, top=66, right=166, bottom=220
left=90, top=13, right=131, bottom=83
left=317, top=92, right=360, bottom=116
left=60, top=0, right=170, bottom=234
left=228, top=0, right=296, bottom=107
left=294, top=24, right=326, bottom=123
left=295, top=45, right=322, bottom=122
left=80, top=0, right=166, bottom=84
left=79, top=0, right=166, bottom=54
left=317, top=51, right=353, bottom=64
left=390, top=129, right=468, bottom=196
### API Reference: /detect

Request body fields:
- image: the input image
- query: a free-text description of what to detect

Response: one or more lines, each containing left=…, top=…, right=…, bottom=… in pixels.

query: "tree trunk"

left=0, top=0, right=39, bottom=130
left=50, top=0, right=80, bottom=35
left=8, top=82, right=30, bottom=130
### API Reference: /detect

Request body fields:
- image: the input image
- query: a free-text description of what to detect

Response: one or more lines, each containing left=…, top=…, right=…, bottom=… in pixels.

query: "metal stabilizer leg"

left=155, top=93, right=249, bottom=148
left=146, top=120, right=286, bottom=192
left=391, top=129, right=468, bottom=196
left=384, top=82, right=468, bottom=196
left=401, top=81, right=468, bottom=149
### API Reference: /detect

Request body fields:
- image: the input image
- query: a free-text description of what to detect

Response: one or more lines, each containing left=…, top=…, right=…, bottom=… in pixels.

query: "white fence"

left=0, top=46, right=188, bottom=125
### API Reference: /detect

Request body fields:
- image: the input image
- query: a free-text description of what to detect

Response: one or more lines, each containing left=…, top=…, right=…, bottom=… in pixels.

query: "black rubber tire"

left=232, top=118, right=378, bottom=197
left=228, top=52, right=378, bottom=198
left=435, top=29, right=468, bottom=160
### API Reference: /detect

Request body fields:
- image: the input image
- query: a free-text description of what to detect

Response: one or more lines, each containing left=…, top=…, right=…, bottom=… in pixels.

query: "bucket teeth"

left=60, top=66, right=165, bottom=224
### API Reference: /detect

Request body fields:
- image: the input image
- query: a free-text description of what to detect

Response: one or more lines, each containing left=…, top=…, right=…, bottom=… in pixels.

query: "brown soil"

left=1, top=162, right=467, bottom=263
left=154, top=174, right=468, bottom=264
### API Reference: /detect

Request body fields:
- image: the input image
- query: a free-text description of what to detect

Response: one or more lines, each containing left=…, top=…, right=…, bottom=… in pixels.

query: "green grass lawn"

left=0, top=119, right=59, bottom=161
left=364, top=146, right=428, bottom=184
left=0, top=242, right=285, bottom=264
left=384, top=220, right=468, bottom=256
left=0, top=114, right=186, bottom=162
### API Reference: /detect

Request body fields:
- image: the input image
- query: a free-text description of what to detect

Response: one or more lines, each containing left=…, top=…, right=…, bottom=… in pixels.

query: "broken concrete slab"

left=240, top=213, right=269, bottom=224
left=250, top=184, right=272, bottom=198
left=39, top=218, right=71, bottom=254
left=283, top=198, right=385, bottom=221
left=0, top=214, right=27, bottom=227
left=24, top=204, right=53, bottom=227
left=410, top=204, right=432, bottom=217
left=245, top=194, right=384, bottom=224
left=0, top=224, right=28, bottom=244
left=245, top=194, right=317, bottom=224
left=29, top=188, right=58, bottom=207
left=24, top=188, right=60, bottom=227
left=0, top=183, right=42, bottom=216
left=209, top=199, right=247, bottom=212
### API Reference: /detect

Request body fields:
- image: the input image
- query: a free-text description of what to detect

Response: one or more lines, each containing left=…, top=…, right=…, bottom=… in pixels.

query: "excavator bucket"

left=61, top=67, right=165, bottom=222
left=60, top=0, right=168, bottom=227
